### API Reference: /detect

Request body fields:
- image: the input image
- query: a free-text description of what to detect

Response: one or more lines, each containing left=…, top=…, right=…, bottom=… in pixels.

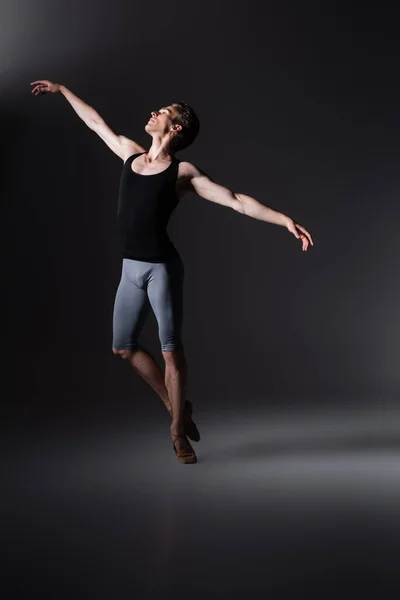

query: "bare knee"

left=162, top=347, right=186, bottom=370
left=112, top=347, right=133, bottom=360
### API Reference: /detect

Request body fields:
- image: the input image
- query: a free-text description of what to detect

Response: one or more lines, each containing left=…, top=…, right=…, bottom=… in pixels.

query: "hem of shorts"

left=161, top=344, right=183, bottom=352
left=112, top=344, right=138, bottom=350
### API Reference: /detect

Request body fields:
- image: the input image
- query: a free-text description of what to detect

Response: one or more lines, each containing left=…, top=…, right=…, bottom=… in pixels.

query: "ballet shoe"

left=183, top=400, right=201, bottom=443
left=171, top=431, right=197, bottom=464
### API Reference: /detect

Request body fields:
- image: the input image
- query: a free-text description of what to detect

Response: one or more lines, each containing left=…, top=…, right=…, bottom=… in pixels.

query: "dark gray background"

left=2, top=0, right=399, bottom=420
left=3, top=2, right=400, bottom=598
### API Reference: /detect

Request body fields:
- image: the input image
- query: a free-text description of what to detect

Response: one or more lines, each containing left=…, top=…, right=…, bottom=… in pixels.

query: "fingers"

left=296, top=224, right=314, bottom=247
left=293, top=223, right=313, bottom=252
left=31, top=84, right=48, bottom=95
left=30, top=81, right=50, bottom=96
left=299, top=235, right=309, bottom=252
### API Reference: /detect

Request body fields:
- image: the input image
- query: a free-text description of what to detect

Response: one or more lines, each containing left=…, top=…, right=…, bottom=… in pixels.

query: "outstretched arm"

left=30, top=80, right=145, bottom=160
left=181, top=162, right=314, bottom=251
left=58, top=85, right=146, bottom=159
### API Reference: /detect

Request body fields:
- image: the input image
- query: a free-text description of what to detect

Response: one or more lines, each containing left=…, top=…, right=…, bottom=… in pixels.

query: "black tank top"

left=117, top=152, right=181, bottom=262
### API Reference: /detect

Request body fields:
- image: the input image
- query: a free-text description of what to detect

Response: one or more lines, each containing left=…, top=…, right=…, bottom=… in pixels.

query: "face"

left=145, top=104, right=182, bottom=137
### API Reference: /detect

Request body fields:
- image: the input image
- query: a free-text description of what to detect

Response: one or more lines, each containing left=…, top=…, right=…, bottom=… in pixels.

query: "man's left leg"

left=147, top=257, right=197, bottom=459
left=162, top=347, right=197, bottom=460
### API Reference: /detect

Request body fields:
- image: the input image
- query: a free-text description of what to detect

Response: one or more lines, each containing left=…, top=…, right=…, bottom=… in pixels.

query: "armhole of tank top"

left=124, top=152, right=144, bottom=165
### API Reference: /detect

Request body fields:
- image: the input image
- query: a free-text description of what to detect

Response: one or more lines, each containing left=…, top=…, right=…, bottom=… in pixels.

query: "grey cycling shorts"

left=112, top=255, right=184, bottom=352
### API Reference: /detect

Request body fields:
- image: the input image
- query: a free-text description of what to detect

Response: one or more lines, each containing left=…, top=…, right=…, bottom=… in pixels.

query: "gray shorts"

left=112, top=255, right=184, bottom=352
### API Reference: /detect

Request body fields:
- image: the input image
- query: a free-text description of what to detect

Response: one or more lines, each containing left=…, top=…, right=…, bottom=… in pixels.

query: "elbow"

left=233, top=192, right=245, bottom=214
left=88, top=120, right=100, bottom=131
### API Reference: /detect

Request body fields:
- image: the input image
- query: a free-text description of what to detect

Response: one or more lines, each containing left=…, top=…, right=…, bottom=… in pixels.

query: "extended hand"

left=286, top=218, right=314, bottom=252
left=30, top=79, right=61, bottom=95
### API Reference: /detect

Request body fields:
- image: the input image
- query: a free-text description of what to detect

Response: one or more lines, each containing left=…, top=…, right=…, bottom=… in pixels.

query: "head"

left=144, top=101, right=200, bottom=154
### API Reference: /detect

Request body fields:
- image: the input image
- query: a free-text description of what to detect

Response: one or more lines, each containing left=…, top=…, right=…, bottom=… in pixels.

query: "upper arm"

left=90, top=120, right=146, bottom=161
left=181, top=162, right=242, bottom=211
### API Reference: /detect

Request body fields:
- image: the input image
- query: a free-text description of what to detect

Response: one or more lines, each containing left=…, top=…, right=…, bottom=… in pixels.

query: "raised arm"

left=30, top=80, right=145, bottom=160
left=180, top=161, right=314, bottom=251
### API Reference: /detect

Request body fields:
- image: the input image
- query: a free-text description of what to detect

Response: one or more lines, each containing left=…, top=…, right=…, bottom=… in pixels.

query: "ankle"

left=170, top=423, right=184, bottom=435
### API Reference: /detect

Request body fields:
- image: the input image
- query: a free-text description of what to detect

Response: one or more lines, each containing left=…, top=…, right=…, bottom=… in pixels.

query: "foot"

left=167, top=401, right=200, bottom=443
left=183, top=400, right=201, bottom=442
left=171, top=427, right=197, bottom=464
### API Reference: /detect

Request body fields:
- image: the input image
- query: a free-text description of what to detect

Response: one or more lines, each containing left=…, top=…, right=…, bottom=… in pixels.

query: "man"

left=30, top=79, right=314, bottom=465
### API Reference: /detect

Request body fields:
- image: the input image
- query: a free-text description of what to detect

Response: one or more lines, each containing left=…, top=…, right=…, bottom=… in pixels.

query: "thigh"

left=112, top=260, right=150, bottom=350
left=146, top=256, right=184, bottom=351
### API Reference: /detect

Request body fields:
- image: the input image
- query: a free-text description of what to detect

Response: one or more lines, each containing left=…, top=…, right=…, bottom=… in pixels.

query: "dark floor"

left=3, top=400, right=400, bottom=598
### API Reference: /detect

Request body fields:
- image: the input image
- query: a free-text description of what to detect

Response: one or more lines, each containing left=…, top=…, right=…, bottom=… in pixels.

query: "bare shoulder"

left=177, top=161, right=203, bottom=178
left=177, top=160, right=208, bottom=185
left=90, top=119, right=147, bottom=161
left=176, top=160, right=214, bottom=198
left=120, top=136, right=147, bottom=161
left=174, top=161, right=191, bottom=197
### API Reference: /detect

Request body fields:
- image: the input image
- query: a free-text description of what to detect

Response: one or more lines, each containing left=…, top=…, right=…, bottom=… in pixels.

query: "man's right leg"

left=112, top=259, right=172, bottom=414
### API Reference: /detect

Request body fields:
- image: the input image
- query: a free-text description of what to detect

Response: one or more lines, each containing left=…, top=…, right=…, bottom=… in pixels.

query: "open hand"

left=30, top=79, right=61, bottom=95
left=286, top=219, right=314, bottom=252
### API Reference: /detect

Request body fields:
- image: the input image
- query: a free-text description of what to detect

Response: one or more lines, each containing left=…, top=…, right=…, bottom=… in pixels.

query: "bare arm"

left=234, top=193, right=289, bottom=226
left=181, top=162, right=289, bottom=224
left=30, top=80, right=145, bottom=160
left=181, top=161, right=314, bottom=250
left=58, top=85, right=102, bottom=126
left=60, top=85, right=146, bottom=160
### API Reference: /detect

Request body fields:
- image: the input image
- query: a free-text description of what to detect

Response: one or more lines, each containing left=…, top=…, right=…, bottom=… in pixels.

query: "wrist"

left=279, top=214, right=292, bottom=227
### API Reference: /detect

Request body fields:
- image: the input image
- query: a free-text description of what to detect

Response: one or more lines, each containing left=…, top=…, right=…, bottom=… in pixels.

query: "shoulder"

left=177, top=160, right=206, bottom=182
left=176, top=161, right=197, bottom=194
left=176, top=160, right=213, bottom=197
left=120, top=136, right=146, bottom=160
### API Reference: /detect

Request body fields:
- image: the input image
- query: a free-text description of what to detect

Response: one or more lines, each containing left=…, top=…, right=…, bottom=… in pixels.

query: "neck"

left=146, top=135, right=174, bottom=162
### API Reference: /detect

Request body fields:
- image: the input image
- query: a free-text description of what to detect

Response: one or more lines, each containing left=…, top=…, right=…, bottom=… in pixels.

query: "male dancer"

left=30, top=79, right=314, bottom=465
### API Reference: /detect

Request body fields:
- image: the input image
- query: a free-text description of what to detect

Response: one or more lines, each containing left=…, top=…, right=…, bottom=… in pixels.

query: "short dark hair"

left=169, top=101, right=200, bottom=153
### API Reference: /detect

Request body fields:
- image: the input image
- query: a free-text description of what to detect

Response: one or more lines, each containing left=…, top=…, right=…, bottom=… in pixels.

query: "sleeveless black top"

left=117, top=152, right=181, bottom=262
